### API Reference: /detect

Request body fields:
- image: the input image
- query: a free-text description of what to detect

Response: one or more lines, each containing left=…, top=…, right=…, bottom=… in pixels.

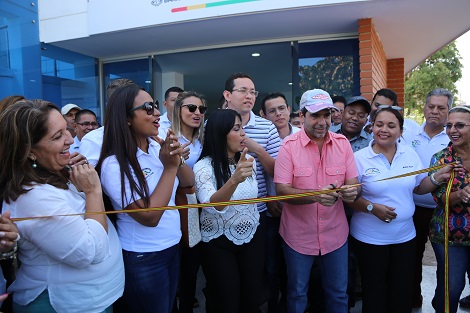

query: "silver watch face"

left=367, top=203, right=373, bottom=211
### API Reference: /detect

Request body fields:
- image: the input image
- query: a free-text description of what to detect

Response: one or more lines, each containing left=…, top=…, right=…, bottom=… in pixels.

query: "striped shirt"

left=243, top=111, right=281, bottom=212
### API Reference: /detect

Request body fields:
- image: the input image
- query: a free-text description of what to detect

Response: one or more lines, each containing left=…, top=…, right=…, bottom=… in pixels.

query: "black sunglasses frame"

left=129, top=100, right=159, bottom=115
left=182, top=104, right=208, bottom=114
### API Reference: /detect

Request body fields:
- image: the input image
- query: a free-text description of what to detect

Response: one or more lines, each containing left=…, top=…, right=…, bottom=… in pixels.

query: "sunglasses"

left=182, top=104, right=207, bottom=114
left=129, top=100, right=159, bottom=115
left=445, top=123, right=470, bottom=130
left=377, top=105, right=403, bottom=111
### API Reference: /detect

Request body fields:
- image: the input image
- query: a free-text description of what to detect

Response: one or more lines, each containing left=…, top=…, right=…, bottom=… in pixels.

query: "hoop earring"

left=32, top=157, right=37, bottom=169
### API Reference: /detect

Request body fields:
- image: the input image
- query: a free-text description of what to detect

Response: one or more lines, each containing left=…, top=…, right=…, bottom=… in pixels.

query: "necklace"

left=228, top=157, right=237, bottom=165
left=373, top=144, right=395, bottom=164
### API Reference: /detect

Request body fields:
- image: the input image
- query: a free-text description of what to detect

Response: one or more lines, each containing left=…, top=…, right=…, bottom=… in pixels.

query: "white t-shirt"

left=158, top=113, right=172, bottom=140
left=79, top=126, right=104, bottom=167
left=194, top=156, right=259, bottom=245
left=3, top=183, right=124, bottom=312
left=100, top=139, right=181, bottom=252
left=350, top=140, right=425, bottom=245
left=178, top=135, right=202, bottom=169
left=402, top=123, right=450, bottom=208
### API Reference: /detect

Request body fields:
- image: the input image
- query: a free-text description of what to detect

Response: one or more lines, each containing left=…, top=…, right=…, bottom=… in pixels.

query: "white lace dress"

left=193, top=156, right=260, bottom=245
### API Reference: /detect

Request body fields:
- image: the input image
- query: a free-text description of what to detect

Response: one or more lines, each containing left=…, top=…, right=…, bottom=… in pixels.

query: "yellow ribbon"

left=10, top=162, right=453, bottom=222
left=444, top=170, right=454, bottom=313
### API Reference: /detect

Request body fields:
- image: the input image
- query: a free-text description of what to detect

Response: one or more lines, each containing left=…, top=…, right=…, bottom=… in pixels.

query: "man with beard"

left=274, top=89, right=360, bottom=313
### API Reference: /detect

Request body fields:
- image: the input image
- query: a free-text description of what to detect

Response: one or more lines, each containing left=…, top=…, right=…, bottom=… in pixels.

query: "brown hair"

left=0, top=100, right=69, bottom=203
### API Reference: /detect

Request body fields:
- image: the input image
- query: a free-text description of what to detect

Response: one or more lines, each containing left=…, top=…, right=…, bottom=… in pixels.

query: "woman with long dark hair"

left=97, top=84, right=193, bottom=313
left=194, top=109, right=263, bottom=313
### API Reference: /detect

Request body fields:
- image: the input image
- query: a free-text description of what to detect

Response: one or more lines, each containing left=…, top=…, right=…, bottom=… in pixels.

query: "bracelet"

left=430, top=172, right=444, bottom=186
left=0, top=243, right=17, bottom=261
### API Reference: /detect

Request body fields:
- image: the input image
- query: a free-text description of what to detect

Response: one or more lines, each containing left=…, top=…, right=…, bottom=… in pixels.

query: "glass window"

left=0, top=25, right=9, bottom=69
left=0, top=2, right=42, bottom=100
left=41, top=44, right=100, bottom=123
left=103, top=58, right=153, bottom=102
left=296, top=39, right=360, bottom=106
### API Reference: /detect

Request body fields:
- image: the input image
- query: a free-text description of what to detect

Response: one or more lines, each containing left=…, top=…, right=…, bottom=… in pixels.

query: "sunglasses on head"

left=182, top=104, right=207, bottom=114
left=129, top=100, right=159, bottom=115
left=377, top=105, right=403, bottom=111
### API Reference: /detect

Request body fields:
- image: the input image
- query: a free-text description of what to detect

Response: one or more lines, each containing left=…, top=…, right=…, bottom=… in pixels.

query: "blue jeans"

left=432, top=243, right=470, bottom=313
left=123, top=245, right=180, bottom=313
left=283, top=240, right=348, bottom=313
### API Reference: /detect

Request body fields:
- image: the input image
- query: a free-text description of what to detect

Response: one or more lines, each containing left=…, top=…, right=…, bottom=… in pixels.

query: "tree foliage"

left=299, top=56, right=354, bottom=99
left=405, top=42, right=462, bottom=117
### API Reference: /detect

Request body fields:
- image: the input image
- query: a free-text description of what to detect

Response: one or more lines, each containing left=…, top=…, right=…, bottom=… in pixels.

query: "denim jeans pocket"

left=122, top=250, right=158, bottom=266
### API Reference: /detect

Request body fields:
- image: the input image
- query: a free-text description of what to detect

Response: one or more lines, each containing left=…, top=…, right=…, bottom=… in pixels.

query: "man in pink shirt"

left=274, top=89, right=360, bottom=313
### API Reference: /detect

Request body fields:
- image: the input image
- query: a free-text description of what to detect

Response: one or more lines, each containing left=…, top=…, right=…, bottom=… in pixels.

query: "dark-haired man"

left=366, top=88, right=420, bottom=136
left=332, top=95, right=347, bottom=126
left=332, top=96, right=372, bottom=152
left=71, top=109, right=99, bottom=152
left=290, top=112, right=303, bottom=128
left=275, top=89, right=360, bottom=313
left=259, top=92, right=299, bottom=312
left=223, top=73, right=281, bottom=215
left=160, top=86, right=184, bottom=130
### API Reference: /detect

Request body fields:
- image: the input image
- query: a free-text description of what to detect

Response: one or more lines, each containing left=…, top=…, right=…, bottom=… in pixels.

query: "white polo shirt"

left=70, top=136, right=80, bottom=152
left=79, top=127, right=104, bottom=167
left=178, top=135, right=202, bottom=169
left=158, top=112, right=172, bottom=140
left=350, top=140, right=425, bottom=245
left=100, top=139, right=181, bottom=252
left=402, top=123, right=449, bottom=208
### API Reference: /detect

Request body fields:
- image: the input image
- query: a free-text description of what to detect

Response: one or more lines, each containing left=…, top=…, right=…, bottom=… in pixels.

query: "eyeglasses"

left=128, top=100, right=159, bottom=115
left=445, top=123, right=470, bottom=130
left=76, top=121, right=99, bottom=127
left=377, top=105, right=403, bottom=111
left=267, top=105, right=287, bottom=116
left=181, top=104, right=208, bottom=114
left=232, top=88, right=259, bottom=97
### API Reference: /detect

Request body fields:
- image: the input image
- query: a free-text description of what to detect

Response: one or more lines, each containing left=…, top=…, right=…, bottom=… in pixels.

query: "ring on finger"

left=179, top=155, right=185, bottom=168
left=13, top=233, right=20, bottom=242
left=384, top=218, right=391, bottom=223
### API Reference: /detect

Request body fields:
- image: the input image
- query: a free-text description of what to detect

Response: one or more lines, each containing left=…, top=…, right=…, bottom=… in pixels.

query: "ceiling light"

left=288, top=82, right=293, bottom=85
left=251, top=53, right=261, bottom=57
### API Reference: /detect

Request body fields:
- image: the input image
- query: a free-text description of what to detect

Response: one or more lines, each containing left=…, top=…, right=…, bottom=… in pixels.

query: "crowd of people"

left=0, top=73, right=468, bottom=313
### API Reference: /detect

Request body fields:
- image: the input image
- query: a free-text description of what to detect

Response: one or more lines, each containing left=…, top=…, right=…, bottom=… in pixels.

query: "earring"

left=398, top=138, right=401, bottom=143
left=32, top=157, right=37, bottom=169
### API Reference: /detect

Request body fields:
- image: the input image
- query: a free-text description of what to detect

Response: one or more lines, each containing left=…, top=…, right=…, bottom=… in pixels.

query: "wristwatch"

left=366, top=203, right=374, bottom=213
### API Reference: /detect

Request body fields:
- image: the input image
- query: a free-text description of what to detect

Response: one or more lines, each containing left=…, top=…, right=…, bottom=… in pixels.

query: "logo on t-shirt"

left=365, top=168, right=380, bottom=175
left=142, top=168, right=154, bottom=179
left=412, top=140, right=421, bottom=148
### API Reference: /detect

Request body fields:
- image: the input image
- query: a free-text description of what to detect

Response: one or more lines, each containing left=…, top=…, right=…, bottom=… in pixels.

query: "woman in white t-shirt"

left=0, top=100, right=124, bottom=313
left=193, top=109, right=262, bottom=313
left=349, top=106, right=455, bottom=313
left=97, top=84, right=193, bottom=313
